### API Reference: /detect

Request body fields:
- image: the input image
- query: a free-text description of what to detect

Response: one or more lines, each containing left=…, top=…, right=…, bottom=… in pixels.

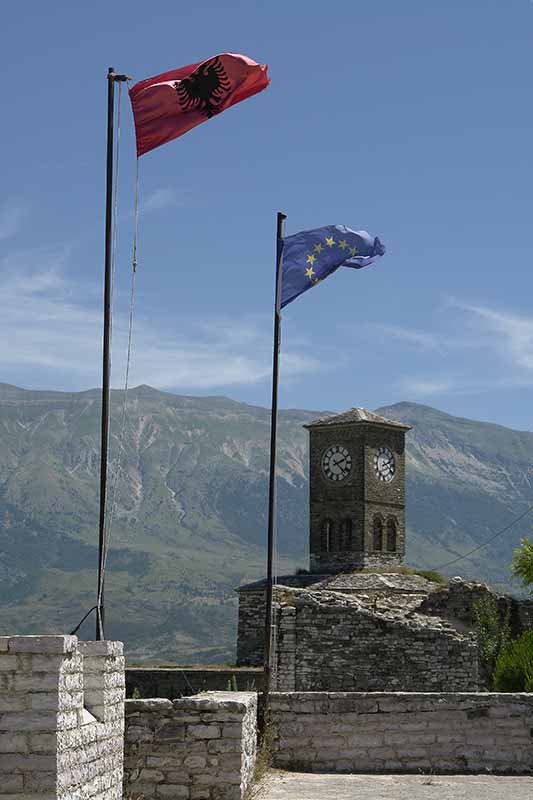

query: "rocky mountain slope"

left=0, top=383, right=531, bottom=662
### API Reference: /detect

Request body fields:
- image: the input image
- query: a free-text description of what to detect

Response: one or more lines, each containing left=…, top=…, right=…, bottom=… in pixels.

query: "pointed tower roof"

left=303, top=407, right=412, bottom=430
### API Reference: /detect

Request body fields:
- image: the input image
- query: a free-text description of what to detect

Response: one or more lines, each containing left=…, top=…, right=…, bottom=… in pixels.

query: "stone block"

left=56, top=710, right=79, bottom=730
left=0, top=656, right=17, bottom=672
left=2, top=753, right=56, bottom=771
left=183, top=755, right=207, bottom=770
left=30, top=654, right=79, bottom=673
left=28, top=691, right=63, bottom=712
left=157, top=786, right=190, bottom=798
left=0, top=733, right=27, bottom=754
left=7, top=636, right=77, bottom=655
left=145, top=755, right=184, bottom=768
left=0, top=697, right=28, bottom=713
left=78, top=640, right=123, bottom=657
left=0, top=711, right=58, bottom=732
left=29, top=732, right=57, bottom=753
left=126, top=699, right=173, bottom=713
left=163, top=770, right=193, bottom=783
left=139, top=768, right=166, bottom=783
left=188, top=725, right=221, bottom=740
left=12, top=673, right=59, bottom=693
left=59, top=673, right=83, bottom=692
left=0, top=773, right=24, bottom=792
left=158, top=723, right=186, bottom=742
left=194, top=772, right=242, bottom=786
left=190, top=788, right=210, bottom=800
left=207, top=740, right=242, bottom=755
left=221, top=724, right=243, bottom=739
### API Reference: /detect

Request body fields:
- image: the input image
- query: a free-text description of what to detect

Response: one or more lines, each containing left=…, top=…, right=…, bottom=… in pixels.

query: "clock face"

left=322, top=445, right=352, bottom=482
left=374, top=446, right=395, bottom=482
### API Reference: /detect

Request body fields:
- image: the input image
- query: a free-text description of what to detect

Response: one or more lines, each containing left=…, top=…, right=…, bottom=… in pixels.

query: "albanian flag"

left=129, top=53, right=270, bottom=156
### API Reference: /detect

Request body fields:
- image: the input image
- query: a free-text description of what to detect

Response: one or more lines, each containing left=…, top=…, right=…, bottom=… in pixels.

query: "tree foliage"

left=493, top=631, right=533, bottom=692
left=511, top=537, right=533, bottom=589
left=472, top=595, right=511, bottom=687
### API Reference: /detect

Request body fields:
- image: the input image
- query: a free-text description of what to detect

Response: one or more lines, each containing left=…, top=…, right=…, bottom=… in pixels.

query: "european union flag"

left=280, top=224, right=385, bottom=309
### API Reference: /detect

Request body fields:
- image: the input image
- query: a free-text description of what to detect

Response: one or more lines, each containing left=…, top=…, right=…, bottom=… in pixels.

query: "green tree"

left=511, top=537, right=533, bottom=589
left=472, top=595, right=511, bottom=688
left=493, top=632, right=533, bottom=692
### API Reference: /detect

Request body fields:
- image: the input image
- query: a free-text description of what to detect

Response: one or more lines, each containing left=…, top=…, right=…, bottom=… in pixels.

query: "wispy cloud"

left=142, top=188, right=181, bottom=214
left=0, top=253, right=320, bottom=390
left=0, top=203, right=28, bottom=241
left=452, top=301, right=533, bottom=371
left=372, top=323, right=439, bottom=350
left=399, top=378, right=454, bottom=397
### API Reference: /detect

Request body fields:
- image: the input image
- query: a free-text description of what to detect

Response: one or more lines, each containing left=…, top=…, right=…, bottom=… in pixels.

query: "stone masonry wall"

left=419, top=577, right=533, bottom=638
left=274, top=591, right=478, bottom=692
left=0, top=635, right=124, bottom=800
left=124, top=692, right=257, bottom=800
left=236, top=590, right=266, bottom=667
left=270, top=692, right=533, bottom=774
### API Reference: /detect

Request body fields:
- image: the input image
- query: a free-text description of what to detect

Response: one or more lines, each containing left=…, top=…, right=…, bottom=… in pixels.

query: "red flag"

left=129, top=53, right=270, bottom=157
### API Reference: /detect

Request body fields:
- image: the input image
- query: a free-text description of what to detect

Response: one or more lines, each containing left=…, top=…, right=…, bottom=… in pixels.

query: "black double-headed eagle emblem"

left=174, top=57, right=232, bottom=118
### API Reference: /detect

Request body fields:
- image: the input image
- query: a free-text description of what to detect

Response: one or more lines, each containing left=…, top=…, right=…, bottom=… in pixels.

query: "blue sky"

left=2, top=0, right=533, bottom=429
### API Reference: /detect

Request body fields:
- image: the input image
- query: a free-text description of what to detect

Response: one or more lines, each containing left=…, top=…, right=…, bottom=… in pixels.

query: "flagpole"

left=96, top=67, right=129, bottom=641
left=261, top=210, right=286, bottom=732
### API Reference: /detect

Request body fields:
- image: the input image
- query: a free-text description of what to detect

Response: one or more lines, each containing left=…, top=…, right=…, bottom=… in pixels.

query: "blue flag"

left=280, top=225, right=385, bottom=309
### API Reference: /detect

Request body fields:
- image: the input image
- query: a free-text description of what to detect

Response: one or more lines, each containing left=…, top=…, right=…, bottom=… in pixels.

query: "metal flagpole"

left=260, top=211, right=287, bottom=732
left=96, top=67, right=129, bottom=641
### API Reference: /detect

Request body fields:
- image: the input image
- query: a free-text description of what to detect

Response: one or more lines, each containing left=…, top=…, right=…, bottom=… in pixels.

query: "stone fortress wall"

left=269, top=692, right=533, bottom=774
left=419, top=577, right=533, bottom=633
left=238, top=576, right=533, bottom=691
left=273, top=588, right=478, bottom=692
left=3, top=635, right=533, bottom=800
left=0, top=634, right=124, bottom=800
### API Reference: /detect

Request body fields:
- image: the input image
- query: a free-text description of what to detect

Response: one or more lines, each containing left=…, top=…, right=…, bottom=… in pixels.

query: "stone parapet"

left=269, top=691, right=533, bottom=774
left=0, top=634, right=124, bottom=799
left=124, top=691, right=257, bottom=800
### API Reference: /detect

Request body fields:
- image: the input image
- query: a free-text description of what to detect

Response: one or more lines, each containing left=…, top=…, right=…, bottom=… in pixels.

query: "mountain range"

left=0, top=382, right=531, bottom=662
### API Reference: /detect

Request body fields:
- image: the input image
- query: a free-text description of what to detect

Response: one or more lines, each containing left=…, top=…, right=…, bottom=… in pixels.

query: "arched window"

left=373, top=517, right=383, bottom=551
left=320, top=519, right=333, bottom=552
left=386, top=518, right=397, bottom=552
left=340, top=519, right=352, bottom=550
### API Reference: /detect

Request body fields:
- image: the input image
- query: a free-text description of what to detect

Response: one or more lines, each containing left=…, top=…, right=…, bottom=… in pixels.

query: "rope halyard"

left=72, top=79, right=141, bottom=639
left=103, top=154, right=140, bottom=576
left=96, top=82, right=123, bottom=623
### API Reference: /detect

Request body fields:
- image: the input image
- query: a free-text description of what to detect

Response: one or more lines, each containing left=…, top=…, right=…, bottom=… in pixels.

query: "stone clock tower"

left=304, top=407, right=411, bottom=573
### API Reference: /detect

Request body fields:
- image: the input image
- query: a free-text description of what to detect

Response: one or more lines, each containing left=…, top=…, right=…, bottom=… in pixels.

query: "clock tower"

left=304, top=407, right=411, bottom=573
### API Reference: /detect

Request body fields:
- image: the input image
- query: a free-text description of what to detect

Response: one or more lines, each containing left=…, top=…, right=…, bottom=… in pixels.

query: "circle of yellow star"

left=349, top=246, right=358, bottom=256
left=306, top=254, right=316, bottom=265
left=305, top=267, right=315, bottom=279
left=325, top=237, right=335, bottom=247
left=313, top=243, right=324, bottom=254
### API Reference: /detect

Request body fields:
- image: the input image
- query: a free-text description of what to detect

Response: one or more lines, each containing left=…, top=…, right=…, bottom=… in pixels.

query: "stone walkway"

left=257, top=771, right=533, bottom=799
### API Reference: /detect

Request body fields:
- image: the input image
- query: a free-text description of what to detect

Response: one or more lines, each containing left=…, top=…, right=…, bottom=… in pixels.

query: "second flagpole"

left=260, top=210, right=287, bottom=732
